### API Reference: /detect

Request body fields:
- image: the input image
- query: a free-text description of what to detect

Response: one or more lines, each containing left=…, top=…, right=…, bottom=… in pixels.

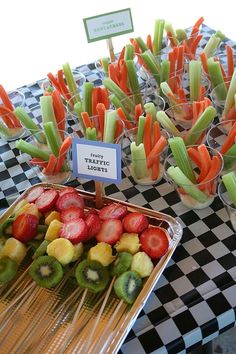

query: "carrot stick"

left=51, top=90, right=65, bottom=139
left=178, top=88, right=187, bottom=104
left=135, top=104, right=143, bottom=122
left=92, top=87, right=100, bottom=116
left=226, top=45, right=234, bottom=80
left=99, top=88, right=110, bottom=109
left=199, top=85, right=206, bottom=101
left=225, top=106, right=236, bottom=120
left=54, top=136, right=72, bottom=174
left=81, top=112, right=92, bottom=129
left=198, top=155, right=222, bottom=192
left=151, top=160, right=159, bottom=181
left=30, top=158, right=48, bottom=168
left=167, top=32, right=178, bottom=48
left=153, top=121, right=161, bottom=142
left=192, top=16, right=204, bottom=32
left=147, top=135, right=167, bottom=168
left=187, top=147, right=201, bottom=168
left=0, top=85, right=14, bottom=111
left=117, top=46, right=125, bottom=69
left=43, top=154, right=57, bottom=175
left=143, top=113, right=153, bottom=156
left=200, top=52, right=209, bottom=75
left=108, top=64, right=120, bottom=85
left=168, top=52, right=176, bottom=92
left=150, top=121, right=161, bottom=179
left=117, top=107, right=134, bottom=130
left=47, top=72, right=62, bottom=93
left=146, top=34, right=153, bottom=52
left=220, top=121, right=236, bottom=154
left=197, top=144, right=211, bottom=182
left=57, top=69, right=72, bottom=103
left=204, top=97, right=212, bottom=107
left=190, top=35, right=203, bottom=57
left=219, top=62, right=227, bottom=82
left=177, top=46, right=184, bottom=75
left=0, top=106, right=21, bottom=128
left=96, top=103, right=106, bottom=139
left=184, top=41, right=194, bottom=61
left=114, top=119, right=124, bottom=140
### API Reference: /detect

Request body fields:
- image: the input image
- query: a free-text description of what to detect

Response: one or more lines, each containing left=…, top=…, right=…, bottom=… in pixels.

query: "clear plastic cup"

left=218, top=179, right=236, bottom=232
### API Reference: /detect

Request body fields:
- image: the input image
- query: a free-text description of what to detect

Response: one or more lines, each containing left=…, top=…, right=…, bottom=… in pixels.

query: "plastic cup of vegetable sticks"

left=218, top=179, right=236, bottom=232
left=164, top=145, right=223, bottom=209
left=207, top=120, right=236, bottom=173
left=0, top=90, right=25, bottom=141
left=118, top=126, right=169, bottom=186
left=19, top=131, right=72, bottom=184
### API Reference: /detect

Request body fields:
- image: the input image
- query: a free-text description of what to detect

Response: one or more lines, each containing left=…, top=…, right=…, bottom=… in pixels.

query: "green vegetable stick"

left=130, top=142, right=148, bottom=179
left=144, top=102, right=157, bottom=124
left=0, top=122, right=10, bottom=137
left=14, top=107, right=46, bottom=144
left=176, top=29, right=187, bottom=42
left=101, top=57, right=109, bottom=76
left=160, top=60, right=170, bottom=84
left=62, top=62, right=81, bottom=103
left=153, top=19, right=165, bottom=55
left=223, top=68, right=236, bottom=117
left=136, top=116, right=146, bottom=145
left=74, top=101, right=85, bottom=132
left=86, top=127, right=97, bottom=141
left=169, top=137, right=196, bottom=183
left=43, top=122, right=61, bottom=157
left=189, top=60, right=201, bottom=102
left=125, top=60, right=142, bottom=105
left=156, top=111, right=182, bottom=137
left=135, top=37, right=148, bottom=52
left=15, top=139, right=50, bottom=161
left=207, top=58, right=227, bottom=100
left=109, top=94, right=133, bottom=121
left=103, top=110, right=117, bottom=143
left=160, top=82, right=177, bottom=106
left=82, top=82, right=94, bottom=117
left=124, top=44, right=134, bottom=61
left=223, top=144, right=236, bottom=170
left=103, top=77, right=135, bottom=111
left=40, top=96, right=63, bottom=146
left=167, top=166, right=209, bottom=202
left=184, top=106, right=216, bottom=146
left=141, top=50, right=161, bottom=85
left=203, top=34, right=221, bottom=59
left=222, top=172, right=236, bottom=207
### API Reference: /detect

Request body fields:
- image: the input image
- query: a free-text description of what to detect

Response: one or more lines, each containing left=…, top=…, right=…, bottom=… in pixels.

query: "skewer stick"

left=95, top=181, right=104, bottom=209
left=106, top=38, right=116, bottom=62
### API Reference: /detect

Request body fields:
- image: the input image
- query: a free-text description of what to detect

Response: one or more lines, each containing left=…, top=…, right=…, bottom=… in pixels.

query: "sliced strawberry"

left=59, top=218, right=88, bottom=244
left=122, top=212, right=149, bottom=234
left=85, top=213, right=101, bottom=240
left=35, top=189, right=59, bottom=213
left=85, top=208, right=98, bottom=216
left=99, top=203, right=128, bottom=220
left=56, top=192, right=84, bottom=212
left=140, top=227, right=169, bottom=259
left=26, top=186, right=45, bottom=203
left=61, top=207, right=84, bottom=223
left=59, top=187, right=76, bottom=197
left=96, top=219, right=123, bottom=245
left=13, top=213, right=39, bottom=243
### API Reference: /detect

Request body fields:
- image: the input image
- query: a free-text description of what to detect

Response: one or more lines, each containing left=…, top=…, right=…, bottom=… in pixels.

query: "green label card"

left=83, top=8, right=134, bottom=43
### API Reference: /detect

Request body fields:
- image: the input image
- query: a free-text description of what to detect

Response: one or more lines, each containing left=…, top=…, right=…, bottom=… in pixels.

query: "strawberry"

left=140, top=227, right=169, bottom=259
left=13, top=213, right=39, bottom=243
left=85, top=213, right=101, bottom=240
left=122, top=212, right=149, bottom=234
left=59, top=218, right=88, bottom=244
left=35, top=189, right=59, bottom=213
left=61, top=207, right=84, bottom=223
left=85, top=208, right=98, bottom=216
left=26, top=186, right=45, bottom=203
left=56, top=192, right=84, bottom=212
left=59, top=187, right=76, bottom=197
left=96, top=219, right=123, bottom=245
left=99, top=203, right=128, bottom=220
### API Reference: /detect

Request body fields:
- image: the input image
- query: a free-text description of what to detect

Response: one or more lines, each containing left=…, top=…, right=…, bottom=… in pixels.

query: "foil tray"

left=0, top=183, right=182, bottom=354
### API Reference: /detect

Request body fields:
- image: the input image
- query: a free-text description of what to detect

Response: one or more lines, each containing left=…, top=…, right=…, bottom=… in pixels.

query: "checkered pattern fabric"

left=0, top=24, right=236, bottom=354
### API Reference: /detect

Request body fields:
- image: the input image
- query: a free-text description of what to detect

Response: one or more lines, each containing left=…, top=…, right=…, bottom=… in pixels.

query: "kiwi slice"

left=29, top=255, right=63, bottom=288
left=111, top=252, right=133, bottom=276
left=114, top=271, right=143, bottom=304
left=0, top=257, right=18, bottom=283
left=75, top=260, right=109, bottom=293
left=0, top=217, right=15, bottom=237
left=32, top=240, right=50, bottom=259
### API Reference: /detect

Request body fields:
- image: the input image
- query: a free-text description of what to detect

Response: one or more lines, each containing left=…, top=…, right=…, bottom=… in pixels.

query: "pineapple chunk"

left=13, top=199, right=28, bottom=215
left=45, top=220, right=63, bottom=241
left=115, top=233, right=140, bottom=255
left=131, top=252, right=154, bottom=278
left=71, top=243, right=84, bottom=262
left=88, top=242, right=115, bottom=266
left=47, top=238, right=74, bottom=265
left=45, top=211, right=61, bottom=225
left=15, top=203, right=40, bottom=219
left=1, top=238, right=27, bottom=264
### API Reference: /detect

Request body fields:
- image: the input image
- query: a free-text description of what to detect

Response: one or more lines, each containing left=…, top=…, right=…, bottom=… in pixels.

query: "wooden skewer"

left=95, top=181, right=104, bottom=209
left=106, top=38, right=116, bottom=63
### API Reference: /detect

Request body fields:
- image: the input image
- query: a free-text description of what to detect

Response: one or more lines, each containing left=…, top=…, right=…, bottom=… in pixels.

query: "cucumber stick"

left=16, top=139, right=50, bottom=161
left=43, top=122, right=61, bottom=157
left=130, top=142, right=148, bottom=179
left=62, top=62, right=81, bottom=103
left=82, top=82, right=94, bottom=117
left=103, top=110, right=117, bottom=143
left=222, top=172, right=236, bottom=207
left=207, top=58, right=227, bottom=100
left=137, top=116, right=146, bottom=145
left=189, top=60, right=201, bottom=102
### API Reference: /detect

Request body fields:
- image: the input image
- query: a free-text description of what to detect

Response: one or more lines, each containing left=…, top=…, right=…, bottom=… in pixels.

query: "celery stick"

left=176, top=29, right=187, bottom=42
left=189, top=60, right=201, bottom=102
left=86, top=127, right=97, bottom=141
left=103, top=77, right=135, bottom=110
left=223, top=144, right=236, bottom=170
left=43, top=122, right=61, bottom=157
left=137, top=116, right=146, bottom=145
left=14, top=107, right=46, bottom=144
left=141, top=50, right=161, bottom=85
left=62, top=62, right=81, bottom=103
left=0, top=122, right=10, bottom=137
left=45, top=85, right=54, bottom=93
left=235, top=94, right=236, bottom=111
left=223, top=68, right=236, bottom=117
left=40, top=96, right=62, bottom=145
left=160, top=60, right=170, bottom=84
left=101, top=57, right=109, bottom=76
left=16, top=139, right=50, bottom=161
left=125, top=60, right=142, bottom=105
left=74, top=101, right=85, bottom=132
left=203, top=33, right=222, bottom=58
left=144, top=102, right=157, bottom=124
left=130, top=142, right=148, bottom=179
left=82, top=82, right=94, bottom=117
left=222, top=172, right=236, bottom=207
left=165, top=22, right=179, bottom=46
left=167, top=166, right=209, bottom=202
left=153, top=19, right=165, bottom=55
left=103, top=110, right=117, bottom=143
left=169, top=137, right=196, bottom=183
left=124, top=44, right=134, bottom=61
left=135, top=37, right=148, bottom=53
left=207, top=58, right=227, bottom=99
left=160, top=82, right=176, bottom=105
left=109, top=94, right=133, bottom=121
left=156, top=111, right=182, bottom=137
left=184, top=106, right=216, bottom=146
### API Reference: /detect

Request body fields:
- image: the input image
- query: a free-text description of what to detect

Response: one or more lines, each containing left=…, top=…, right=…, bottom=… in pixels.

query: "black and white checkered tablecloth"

left=0, top=24, right=236, bottom=354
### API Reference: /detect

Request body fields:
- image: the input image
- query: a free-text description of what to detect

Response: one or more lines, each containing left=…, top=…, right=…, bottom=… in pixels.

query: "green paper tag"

left=83, top=8, right=134, bottom=43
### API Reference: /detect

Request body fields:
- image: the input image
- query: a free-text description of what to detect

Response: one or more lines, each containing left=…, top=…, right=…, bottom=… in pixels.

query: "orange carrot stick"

left=51, top=90, right=65, bottom=139
left=226, top=45, right=234, bottom=80
left=187, top=147, right=201, bottom=168
left=117, top=107, right=134, bottom=130
left=0, top=85, right=14, bottom=111
left=147, top=135, right=167, bottom=168
left=146, top=34, right=153, bottom=52
left=220, top=121, right=236, bottom=154
left=177, top=45, right=184, bottom=74
left=108, top=63, right=120, bottom=85
left=153, top=121, right=161, bottom=142
left=192, top=17, right=204, bottom=31
left=96, top=103, right=106, bottom=139
left=178, top=88, right=187, bottom=104
left=43, top=154, right=57, bottom=175
left=135, top=104, right=143, bottom=122
left=219, top=62, right=227, bottom=82
left=197, top=144, right=211, bottom=182
left=30, top=158, right=48, bottom=168
left=0, top=106, right=21, bottom=128
left=57, top=69, right=73, bottom=103
left=117, top=46, right=125, bottom=69
left=47, top=72, right=62, bottom=93
left=114, top=119, right=124, bottom=141
left=81, top=112, right=92, bottom=129
left=198, top=155, right=222, bottom=192
left=225, top=106, right=236, bottom=120
left=151, top=160, right=159, bottom=181
left=54, top=136, right=73, bottom=174
left=190, top=35, right=203, bottom=57
left=200, top=52, right=209, bottom=75
left=143, top=113, right=153, bottom=156
left=92, top=87, right=100, bottom=116
left=99, top=88, right=110, bottom=109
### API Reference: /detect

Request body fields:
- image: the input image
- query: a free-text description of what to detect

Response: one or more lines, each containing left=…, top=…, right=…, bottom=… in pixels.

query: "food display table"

left=0, top=24, right=235, bottom=354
